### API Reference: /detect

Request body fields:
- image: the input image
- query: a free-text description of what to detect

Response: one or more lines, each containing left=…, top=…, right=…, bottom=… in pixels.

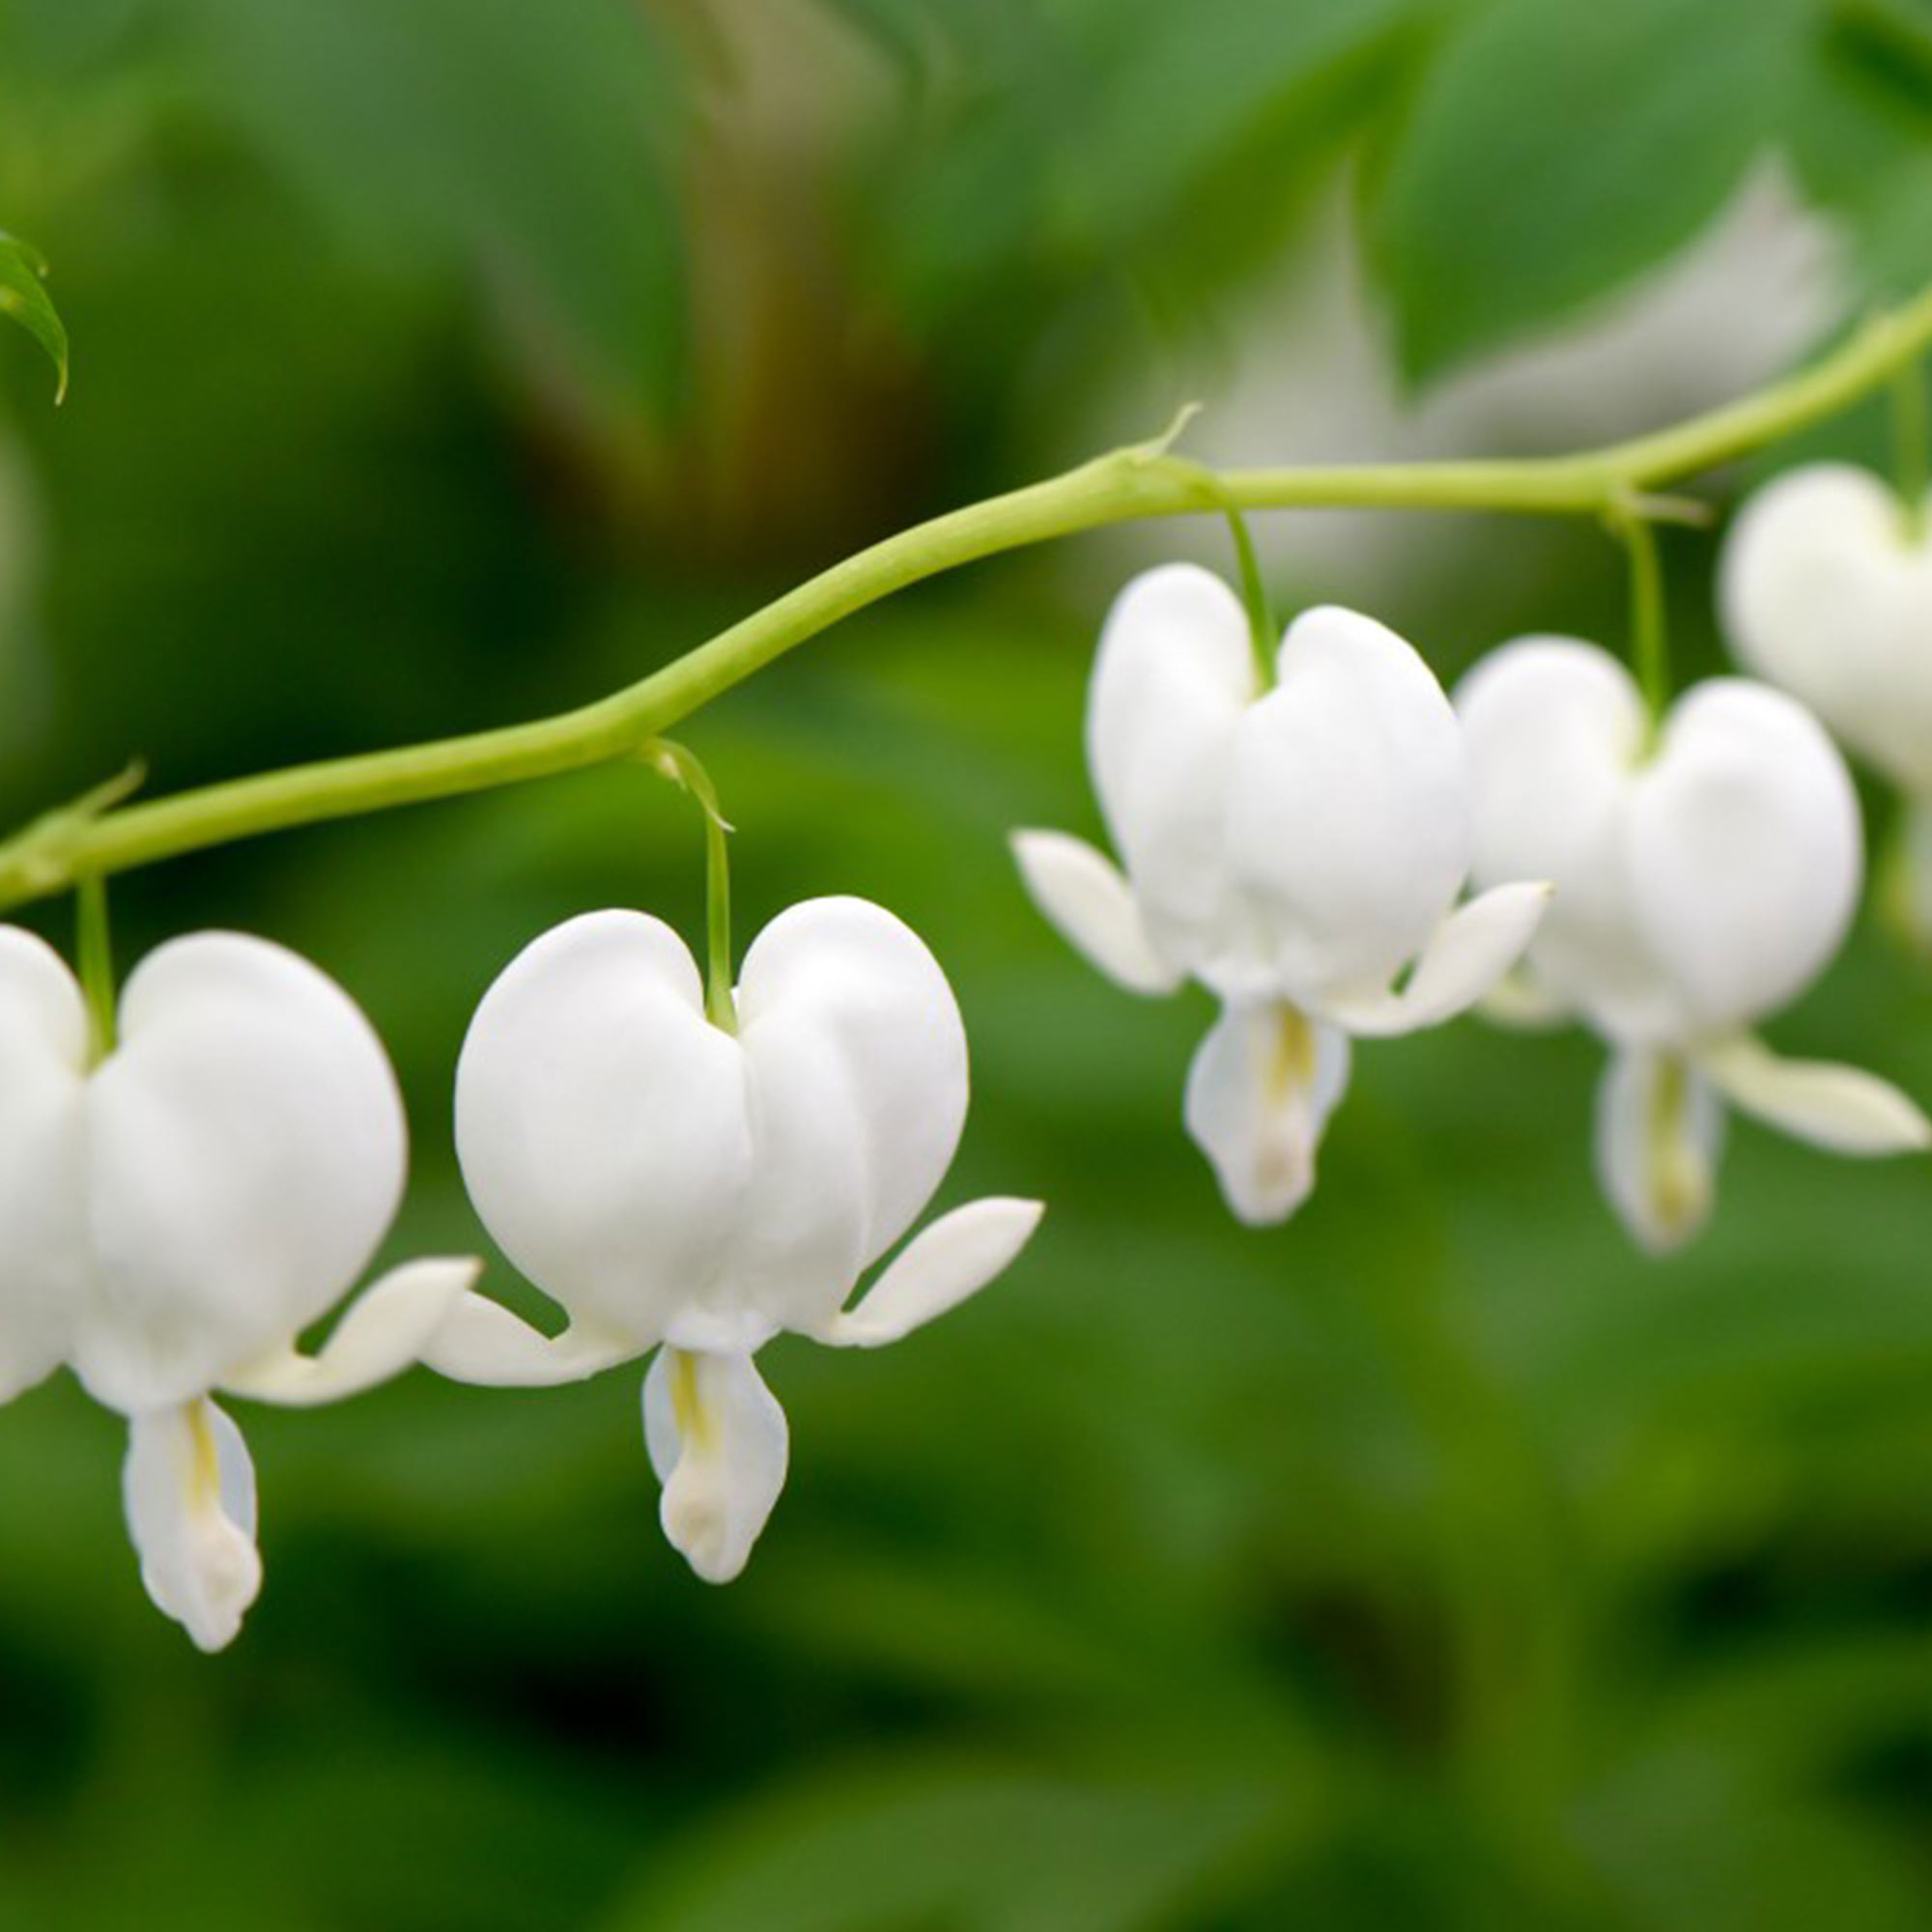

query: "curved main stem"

left=6, top=285, right=1932, bottom=910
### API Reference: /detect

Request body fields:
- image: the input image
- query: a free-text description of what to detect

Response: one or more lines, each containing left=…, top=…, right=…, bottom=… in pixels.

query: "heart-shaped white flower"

left=0, top=926, right=477, bottom=1649
left=1013, top=563, right=1548, bottom=1224
left=1719, top=462, right=1932, bottom=943
left=438, top=896, right=1041, bottom=1584
left=1457, top=638, right=1928, bottom=1249
left=1721, top=464, right=1932, bottom=791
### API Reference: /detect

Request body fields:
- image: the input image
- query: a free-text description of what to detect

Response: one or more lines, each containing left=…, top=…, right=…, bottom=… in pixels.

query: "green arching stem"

left=5, top=288, right=1932, bottom=909
left=646, top=739, right=736, bottom=1032
left=1223, top=505, right=1276, bottom=686
left=1611, top=504, right=1670, bottom=738
left=1172, top=455, right=1277, bottom=679
left=1892, top=355, right=1928, bottom=540
left=75, top=872, right=115, bottom=1062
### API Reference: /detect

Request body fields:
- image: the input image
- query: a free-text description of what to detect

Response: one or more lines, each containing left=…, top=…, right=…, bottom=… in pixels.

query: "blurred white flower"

left=0, top=927, right=477, bottom=1649
left=1457, top=639, right=1929, bottom=1250
left=439, top=896, right=1041, bottom=1584
left=1083, top=162, right=1844, bottom=614
left=1013, top=563, right=1548, bottom=1224
left=1719, top=462, right=1932, bottom=943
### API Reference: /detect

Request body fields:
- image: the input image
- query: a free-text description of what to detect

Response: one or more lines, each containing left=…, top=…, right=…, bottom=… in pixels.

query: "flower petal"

left=1694, top=1032, right=1932, bottom=1154
left=1182, top=1000, right=1350, bottom=1225
left=1224, top=605, right=1473, bottom=1004
left=1311, top=881, right=1551, bottom=1037
left=1595, top=1047, right=1723, bottom=1253
left=79, top=933, right=410, bottom=1415
left=1720, top=463, right=1932, bottom=795
left=416, top=1289, right=639, bottom=1386
left=1087, top=564, right=1256, bottom=969
left=0, top=926, right=88, bottom=1403
left=219, top=1257, right=482, bottom=1406
left=734, top=898, right=969, bottom=1330
left=122, top=1398, right=263, bottom=1652
left=642, top=1348, right=789, bottom=1585
left=1456, top=638, right=1677, bottom=1041
left=455, top=911, right=753, bottom=1353
left=820, top=1198, right=1044, bottom=1348
left=1627, top=678, right=1861, bottom=1035
left=1009, top=830, right=1183, bottom=995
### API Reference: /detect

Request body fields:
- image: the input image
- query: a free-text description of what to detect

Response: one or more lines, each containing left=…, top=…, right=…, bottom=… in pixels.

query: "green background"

left=0, top=1, right=1928, bottom=1925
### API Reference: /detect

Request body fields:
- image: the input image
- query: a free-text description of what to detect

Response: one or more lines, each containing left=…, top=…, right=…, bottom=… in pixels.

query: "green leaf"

left=0, top=230, right=69, bottom=401
left=1053, top=0, right=1422, bottom=243
left=867, top=0, right=1425, bottom=342
left=1789, top=4, right=1932, bottom=296
left=1365, top=0, right=1815, bottom=386
left=184, top=0, right=688, bottom=420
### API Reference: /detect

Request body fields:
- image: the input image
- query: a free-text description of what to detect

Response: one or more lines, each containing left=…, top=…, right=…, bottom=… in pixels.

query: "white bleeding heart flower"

left=1719, top=461, right=1932, bottom=944
left=1012, top=563, right=1549, bottom=1224
left=0, top=926, right=478, bottom=1651
left=436, top=896, right=1042, bottom=1585
left=1456, top=638, right=1929, bottom=1251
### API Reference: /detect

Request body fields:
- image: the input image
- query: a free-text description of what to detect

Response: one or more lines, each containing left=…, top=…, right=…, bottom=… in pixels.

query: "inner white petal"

left=1183, top=1000, right=1351, bottom=1226
left=641, top=1348, right=790, bottom=1585
left=122, top=1398, right=264, bottom=1653
left=1594, top=1046, right=1723, bottom=1254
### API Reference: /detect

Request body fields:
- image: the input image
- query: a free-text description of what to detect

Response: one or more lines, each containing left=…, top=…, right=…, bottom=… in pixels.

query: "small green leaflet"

left=0, top=230, right=69, bottom=402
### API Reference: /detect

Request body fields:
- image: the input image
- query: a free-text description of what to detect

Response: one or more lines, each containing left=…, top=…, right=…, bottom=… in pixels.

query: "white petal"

left=1720, top=463, right=1932, bottom=794
left=1457, top=638, right=1646, bottom=893
left=1312, top=881, right=1551, bottom=1037
left=455, top=911, right=754, bottom=1353
left=1627, top=678, right=1861, bottom=1034
left=416, top=1288, right=639, bottom=1387
left=1009, top=830, right=1183, bottom=996
left=219, top=1257, right=482, bottom=1406
left=1694, top=1032, right=1932, bottom=1154
left=642, top=1348, right=789, bottom=1585
left=1086, top=564, right=1256, bottom=968
left=0, top=926, right=89, bottom=1403
left=122, top=1399, right=263, bottom=1652
left=78, top=934, right=409, bottom=1415
left=1456, top=638, right=1678, bottom=1041
left=1182, top=1000, right=1351, bottom=1225
left=820, top=1198, right=1044, bottom=1348
left=1227, top=605, right=1471, bottom=1002
left=1595, top=1047, right=1724, bottom=1253
left=733, top=897, right=969, bottom=1332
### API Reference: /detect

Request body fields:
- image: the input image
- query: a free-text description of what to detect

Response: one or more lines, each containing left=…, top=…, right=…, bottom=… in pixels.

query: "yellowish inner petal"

left=1265, top=1003, right=1318, bottom=1106
left=1644, top=1053, right=1709, bottom=1240
left=668, top=1347, right=713, bottom=1453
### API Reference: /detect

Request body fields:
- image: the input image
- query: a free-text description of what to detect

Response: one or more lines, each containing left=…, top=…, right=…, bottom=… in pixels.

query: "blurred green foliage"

left=0, top=0, right=1928, bottom=1927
